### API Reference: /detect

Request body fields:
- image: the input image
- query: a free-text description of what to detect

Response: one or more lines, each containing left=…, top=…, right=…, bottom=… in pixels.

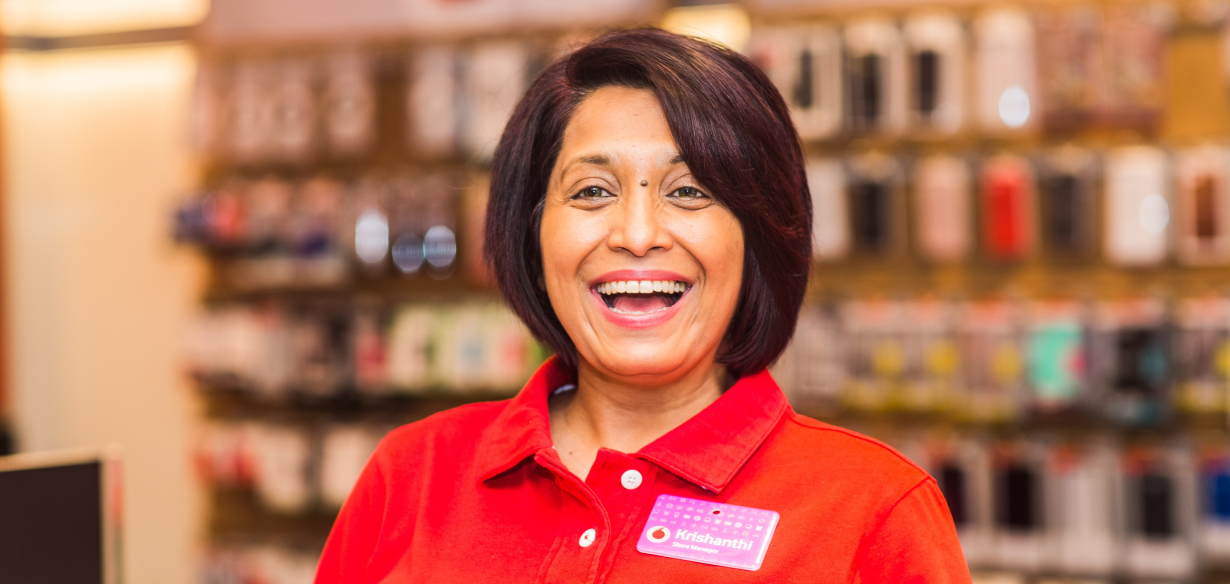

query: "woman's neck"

left=548, top=359, right=727, bottom=479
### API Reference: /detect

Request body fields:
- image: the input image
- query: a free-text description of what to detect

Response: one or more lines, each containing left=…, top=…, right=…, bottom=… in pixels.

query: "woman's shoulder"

left=773, top=410, right=932, bottom=487
left=372, top=399, right=511, bottom=462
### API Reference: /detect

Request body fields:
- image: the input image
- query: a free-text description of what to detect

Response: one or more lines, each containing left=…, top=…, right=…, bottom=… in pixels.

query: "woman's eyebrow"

left=557, top=154, right=613, bottom=184
left=562, top=154, right=612, bottom=172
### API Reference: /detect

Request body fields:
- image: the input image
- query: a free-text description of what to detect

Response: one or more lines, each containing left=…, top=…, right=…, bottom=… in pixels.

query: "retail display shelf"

left=197, top=378, right=517, bottom=418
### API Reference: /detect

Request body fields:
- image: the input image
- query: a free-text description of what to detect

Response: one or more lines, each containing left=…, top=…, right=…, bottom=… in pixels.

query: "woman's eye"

left=573, top=186, right=612, bottom=199
left=670, top=186, right=708, bottom=199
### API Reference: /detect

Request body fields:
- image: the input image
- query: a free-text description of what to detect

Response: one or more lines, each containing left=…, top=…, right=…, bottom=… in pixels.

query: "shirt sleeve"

left=314, top=453, right=388, bottom=584
left=851, top=478, right=971, bottom=584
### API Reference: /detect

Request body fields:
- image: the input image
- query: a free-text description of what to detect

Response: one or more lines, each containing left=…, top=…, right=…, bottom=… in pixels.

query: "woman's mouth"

left=594, top=280, right=688, bottom=314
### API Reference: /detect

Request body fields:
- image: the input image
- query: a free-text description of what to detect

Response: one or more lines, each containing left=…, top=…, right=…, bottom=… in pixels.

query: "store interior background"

left=8, top=0, right=1230, bottom=582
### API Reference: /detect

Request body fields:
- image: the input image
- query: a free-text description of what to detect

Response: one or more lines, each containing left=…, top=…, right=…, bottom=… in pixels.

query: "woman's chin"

left=586, top=343, right=701, bottom=381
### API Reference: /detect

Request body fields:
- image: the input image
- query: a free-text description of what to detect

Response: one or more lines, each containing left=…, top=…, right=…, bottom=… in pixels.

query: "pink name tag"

left=636, top=494, right=780, bottom=571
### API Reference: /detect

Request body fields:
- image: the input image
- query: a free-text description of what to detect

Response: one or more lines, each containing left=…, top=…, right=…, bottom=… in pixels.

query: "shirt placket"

left=535, top=450, right=609, bottom=584
left=586, top=450, right=658, bottom=584
left=533, top=449, right=660, bottom=584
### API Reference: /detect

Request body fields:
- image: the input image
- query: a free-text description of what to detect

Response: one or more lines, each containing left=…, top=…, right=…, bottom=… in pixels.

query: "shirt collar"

left=476, top=357, right=790, bottom=494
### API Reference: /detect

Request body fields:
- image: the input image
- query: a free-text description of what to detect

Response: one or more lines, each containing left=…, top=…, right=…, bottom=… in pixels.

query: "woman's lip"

left=589, top=269, right=692, bottom=287
left=590, top=285, right=691, bottom=329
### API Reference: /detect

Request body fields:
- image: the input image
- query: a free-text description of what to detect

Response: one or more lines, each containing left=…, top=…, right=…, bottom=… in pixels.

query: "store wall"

left=2, top=43, right=203, bottom=584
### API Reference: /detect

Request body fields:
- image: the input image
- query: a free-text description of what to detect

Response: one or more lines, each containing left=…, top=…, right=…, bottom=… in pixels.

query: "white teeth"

left=610, top=305, right=671, bottom=315
left=596, top=280, right=688, bottom=295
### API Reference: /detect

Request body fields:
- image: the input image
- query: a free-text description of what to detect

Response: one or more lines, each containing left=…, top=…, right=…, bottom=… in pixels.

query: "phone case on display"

left=249, top=424, right=314, bottom=514
left=806, top=158, right=849, bottom=260
left=1044, top=441, right=1118, bottom=576
left=1175, top=146, right=1230, bottom=265
left=461, top=41, right=529, bottom=161
left=1102, top=4, right=1169, bottom=128
left=288, top=177, right=349, bottom=286
left=969, top=572, right=1025, bottom=584
left=846, top=153, right=903, bottom=256
left=903, top=13, right=965, bottom=135
left=1121, top=444, right=1197, bottom=580
left=1174, top=297, right=1230, bottom=414
left=202, top=186, right=247, bottom=251
left=418, top=176, right=459, bottom=279
left=1105, top=146, right=1171, bottom=266
left=973, top=8, right=1037, bottom=133
left=288, top=310, right=351, bottom=396
left=434, top=306, right=476, bottom=390
left=992, top=440, right=1050, bottom=572
left=748, top=26, right=844, bottom=141
left=247, top=306, right=296, bottom=396
left=352, top=309, right=389, bottom=393
left=349, top=180, right=391, bottom=271
left=1036, top=146, right=1098, bottom=261
left=221, top=546, right=318, bottom=584
left=242, top=178, right=293, bottom=254
left=489, top=305, right=545, bottom=389
left=841, top=300, right=907, bottom=411
left=930, top=438, right=994, bottom=568
left=913, top=155, right=971, bottom=262
left=980, top=155, right=1035, bottom=261
left=322, top=52, right=377, bottom=158
left=385, top=305, right=436, bottom=392
left=190, top=63, right=224, bottom=159
left=902, top=299, right=960, bottom=412
left=408, top=46, right=460, bottom=158
left=1091, top=299, right=1171, bottom=426
left=1200, top=445, right=1230, bottom=559
left=388, top=177, right=428, bottom=276
left=268, top=59, right=319, bottom=162
left=1035, top=6, right=1106, bottom=131
left=844, top=19, right=907, bottom=135
left=1025, top=301, right=1087, bottom=413
left=958, top=301, right=1026, bottom=422
left=462, top=173, right=493, bottom=285
left=319, top=425, right=381, bottom=509
left=777, top=304, right=845, bottom=409
left=226, top=60, right=276, bottom=163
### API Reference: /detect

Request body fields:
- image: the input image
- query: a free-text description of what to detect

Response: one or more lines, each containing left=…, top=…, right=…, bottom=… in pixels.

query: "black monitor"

left=0, top=447, right=122, bottom=584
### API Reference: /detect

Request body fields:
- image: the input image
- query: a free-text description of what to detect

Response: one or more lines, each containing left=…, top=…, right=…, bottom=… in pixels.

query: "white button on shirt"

left=579, top=528, right=596, bottom=548
left=620, top=469, right=643, bottom=490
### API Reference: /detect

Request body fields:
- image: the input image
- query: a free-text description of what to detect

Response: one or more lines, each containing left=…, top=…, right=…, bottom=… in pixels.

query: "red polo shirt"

left=315, top=358, right=970, bottom=583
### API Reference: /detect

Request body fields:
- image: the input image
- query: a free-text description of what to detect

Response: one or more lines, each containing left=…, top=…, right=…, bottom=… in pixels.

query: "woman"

left=316, top=28, right=969, bottom=583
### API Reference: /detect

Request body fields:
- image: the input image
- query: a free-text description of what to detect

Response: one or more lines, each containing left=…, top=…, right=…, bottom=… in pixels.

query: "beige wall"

left=2, top=43, right=203, bottom=584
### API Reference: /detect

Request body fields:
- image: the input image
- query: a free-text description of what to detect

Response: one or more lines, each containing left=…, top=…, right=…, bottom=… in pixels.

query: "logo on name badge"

left=637, top=494, right=780, bottom=572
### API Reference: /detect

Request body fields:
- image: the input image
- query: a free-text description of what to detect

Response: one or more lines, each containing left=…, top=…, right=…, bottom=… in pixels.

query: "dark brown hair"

left=484, top=28, right=811, bottom=377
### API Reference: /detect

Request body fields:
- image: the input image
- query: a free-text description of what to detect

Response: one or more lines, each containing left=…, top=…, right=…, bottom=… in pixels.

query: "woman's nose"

left=607, top=191, right=672, bottom=257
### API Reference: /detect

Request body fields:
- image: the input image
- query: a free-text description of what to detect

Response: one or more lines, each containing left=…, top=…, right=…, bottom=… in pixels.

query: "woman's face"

left=540, top=86, right=745, bottom=383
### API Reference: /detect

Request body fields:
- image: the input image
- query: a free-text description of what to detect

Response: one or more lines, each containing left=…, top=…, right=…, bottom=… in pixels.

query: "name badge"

left=636, top=494, right=780, bottom=571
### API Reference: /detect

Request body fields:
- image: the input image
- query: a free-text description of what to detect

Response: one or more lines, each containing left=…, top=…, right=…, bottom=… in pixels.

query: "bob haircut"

left=484, top=27, right=812, bottom=378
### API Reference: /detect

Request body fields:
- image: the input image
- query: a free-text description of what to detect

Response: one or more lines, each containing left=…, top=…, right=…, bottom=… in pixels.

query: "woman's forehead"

left=556, top=151, right=685, bottom=176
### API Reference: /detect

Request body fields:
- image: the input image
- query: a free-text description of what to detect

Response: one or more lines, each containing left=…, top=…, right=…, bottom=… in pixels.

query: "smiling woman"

left=315, top=28, right=970, bottom=584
